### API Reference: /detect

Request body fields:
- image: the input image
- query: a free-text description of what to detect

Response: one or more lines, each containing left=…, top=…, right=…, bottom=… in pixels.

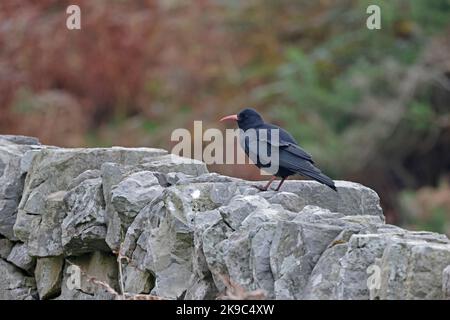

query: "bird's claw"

left=252, top=185, right=268, bottom=192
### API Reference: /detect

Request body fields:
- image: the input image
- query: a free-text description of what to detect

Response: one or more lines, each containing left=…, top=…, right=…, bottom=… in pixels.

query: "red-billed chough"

left=220, top=108, right=336, bottom=192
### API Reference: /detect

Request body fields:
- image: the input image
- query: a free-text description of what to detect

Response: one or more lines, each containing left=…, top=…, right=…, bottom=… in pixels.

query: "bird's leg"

left=253, top=176, right=276, bottom=191
left=274, top=177, right=287, bottom=191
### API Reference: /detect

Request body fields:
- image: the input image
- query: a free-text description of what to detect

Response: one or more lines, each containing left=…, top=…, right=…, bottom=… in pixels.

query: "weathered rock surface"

left=35, top=256, right=64, bottom=299
left=62, top=177, right=109, bottom=256
left=57, top=251, right=119, bottom=300
left=14, top=146, right=166, bottom=243
left=27, top=191, right=66, bottom=257
left=0, top=238, right=14, bottom=259
left=443, top=265, right=450, bottom=299
left=0, top=135, right=41, bottom=240
left=0, top=259, right=37, bottom=300
left=7, top=242, right=35, bottom=274
left=0, top=135, right=449, bottom=300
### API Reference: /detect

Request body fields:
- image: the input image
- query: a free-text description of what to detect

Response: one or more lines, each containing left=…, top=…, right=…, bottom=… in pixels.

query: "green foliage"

left=411, top=0, right=450, bottom=32
left=399, top=187, right=450, bottom=236
left=421, top=207, right=449, bottom=235
left=407, top=101, right=435, bottom=131
left=270, top=48, right=360, bottom=154
left=11, top=88, right=35, bottom=114
left=142, top=120, right=159, bottom=134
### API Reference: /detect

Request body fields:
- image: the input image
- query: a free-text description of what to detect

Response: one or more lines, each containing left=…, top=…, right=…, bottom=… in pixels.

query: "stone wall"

left=0, top=135, right=449, bottom=300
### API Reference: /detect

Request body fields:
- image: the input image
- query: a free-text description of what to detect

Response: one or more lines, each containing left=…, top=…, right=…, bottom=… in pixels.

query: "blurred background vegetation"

left=1, top=0, right=449, bottom=234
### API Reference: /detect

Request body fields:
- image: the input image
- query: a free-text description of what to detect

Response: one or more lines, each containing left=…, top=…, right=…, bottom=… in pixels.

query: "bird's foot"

left=252, top=184, right=268, bottom=192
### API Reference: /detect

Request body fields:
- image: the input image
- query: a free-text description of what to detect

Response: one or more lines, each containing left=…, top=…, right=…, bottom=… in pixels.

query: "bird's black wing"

left=255, top=124, right=315, bottom=164
left=252, top=125, right=335, bottom=190
left=279, top=141, right=315, bottom=164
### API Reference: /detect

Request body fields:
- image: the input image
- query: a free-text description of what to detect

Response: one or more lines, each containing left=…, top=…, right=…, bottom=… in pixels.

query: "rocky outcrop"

left=0, top=135, right=449, bottom=300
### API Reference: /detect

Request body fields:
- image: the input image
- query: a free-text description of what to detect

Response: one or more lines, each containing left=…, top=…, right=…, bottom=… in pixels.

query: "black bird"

left=220, top=108, right=336, bottom=192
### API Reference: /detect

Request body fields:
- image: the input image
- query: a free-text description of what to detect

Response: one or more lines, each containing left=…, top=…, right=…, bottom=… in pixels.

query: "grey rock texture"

left=0, top=238, right=14, bottom=259
left=35, top=256, right=64, bottom=299
left=443, top=265, right=450, bottom=299
left=58, top=251, right=119, bottom=300
left=14, top=146, right=166, bottom=243
left=62, top=177, right=109, bottom=256
left=0, top=135, right=41, bottom=240
left=0, top=259, right=37, bottom=300
left=0, top=135, right=449, bottom=300
left=27, top=191, right=66, bottom=257
left=7, top=242, right=35, bottom=274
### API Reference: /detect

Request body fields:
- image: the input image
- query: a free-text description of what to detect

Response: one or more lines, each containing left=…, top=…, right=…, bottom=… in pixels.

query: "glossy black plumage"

left=232, top=108, right=336, bottom=191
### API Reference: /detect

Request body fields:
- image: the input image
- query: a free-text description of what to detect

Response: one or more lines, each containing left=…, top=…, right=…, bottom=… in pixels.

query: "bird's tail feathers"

left=300, top=165, right=337, bottom=191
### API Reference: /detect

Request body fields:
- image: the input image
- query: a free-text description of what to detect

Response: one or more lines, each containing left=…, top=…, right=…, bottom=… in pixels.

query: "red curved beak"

left=220, top=114, right=238, bottom=122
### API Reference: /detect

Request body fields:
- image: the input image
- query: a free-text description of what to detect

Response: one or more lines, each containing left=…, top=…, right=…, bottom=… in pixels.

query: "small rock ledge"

left=0, top=135, right=449, bottom=300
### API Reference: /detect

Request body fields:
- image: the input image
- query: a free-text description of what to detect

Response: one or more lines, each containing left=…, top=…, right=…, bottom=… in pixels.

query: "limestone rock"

left=443, top=265, right=450, bottom=299
left=378, top=239, right=450, bottom=300
left=140, top=154, right=208, bottom=176
left=0, top=259, right=37, bottom=300
left=0, top=135, right=40, bottom=146
left=120, top=189, right=195, bottom=299
left=35, top=256, right=64, bottom=299
left=62, top=178, right=109, bottom=256
left=101, top=162, right=131, bottom=251
left=27, top=191, right=67, bottom=257
left=0, top=238, right=14, bottom=259
left=7, top=243, right=35, bottom=274
left=0, top=136, right=40, bottom=239
left=14, top=146, right=166, bottom=243
left=57, top=252, right=119, bottom=300
left=111, top=171, right=163, bottom=228
left=123, top=264, right=153, bottom=294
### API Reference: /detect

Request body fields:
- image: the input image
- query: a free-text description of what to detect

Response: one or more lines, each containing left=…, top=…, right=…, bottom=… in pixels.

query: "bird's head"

left=220, top=108, right=264, bottom=130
